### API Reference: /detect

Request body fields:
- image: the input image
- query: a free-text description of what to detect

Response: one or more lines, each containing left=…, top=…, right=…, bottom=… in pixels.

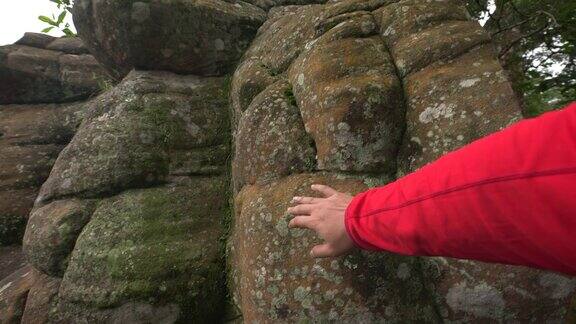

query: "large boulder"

left=72, top=0, right=267, bottom=79
left=21, top=70, right=231, bottom=322
left=0, top=103, right=83, bottom=246
left=0, top=33, right=110, bottom=104
left=229, top=0, right=576, bottom=322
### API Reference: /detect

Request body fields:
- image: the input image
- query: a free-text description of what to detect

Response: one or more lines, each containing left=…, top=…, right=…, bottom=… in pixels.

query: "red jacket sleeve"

left=345, top=102, right=576, bottom=276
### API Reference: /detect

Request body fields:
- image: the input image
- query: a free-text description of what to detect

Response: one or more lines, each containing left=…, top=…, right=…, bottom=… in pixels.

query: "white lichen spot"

left=446, top=282, right=505, bottom=320
left=0, top=281, right=12, bottom=294
left=297, top=73, right=305, bottom=86
left=539, top=273, right=576, bottom=299
left=419, top=103, right=455, bottom=123
left=459, top=77, right=481, bottom=88
left=457, top=135, right=464, bottom=141
left=396, top=263, right=411, bottom=279
left=214, top=39, right=225, bottom=51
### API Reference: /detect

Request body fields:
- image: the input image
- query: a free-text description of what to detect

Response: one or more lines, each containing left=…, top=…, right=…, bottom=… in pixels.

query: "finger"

left=291, top=196, right=324, bottom=204
left=310, top=244, right=336, bottom=258
left=288, top=216, right=317, bottom=230
left=287, top=204, right=315, bottom=215
left=311, top=184, right=338, bottom=198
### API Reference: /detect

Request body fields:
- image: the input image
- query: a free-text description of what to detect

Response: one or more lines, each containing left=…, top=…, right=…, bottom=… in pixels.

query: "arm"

left=289, top=102, right=576, bottom=276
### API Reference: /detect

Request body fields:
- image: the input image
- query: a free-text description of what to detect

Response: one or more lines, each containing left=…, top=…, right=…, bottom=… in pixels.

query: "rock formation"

left=0, top=33, right=109, bottom=247
left=0, top=0, right=574, bottom=322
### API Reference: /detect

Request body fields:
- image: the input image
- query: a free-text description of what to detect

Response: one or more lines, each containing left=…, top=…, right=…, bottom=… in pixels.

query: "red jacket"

left=345, top=102, right=576, bottom=276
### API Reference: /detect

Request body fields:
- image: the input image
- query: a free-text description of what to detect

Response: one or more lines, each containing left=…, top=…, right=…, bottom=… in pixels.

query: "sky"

left=0, top=1, right=76, bottom=46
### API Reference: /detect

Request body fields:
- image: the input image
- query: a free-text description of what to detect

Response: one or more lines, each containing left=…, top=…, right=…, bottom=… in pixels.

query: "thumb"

left=310, top=244, right=335, bottom=258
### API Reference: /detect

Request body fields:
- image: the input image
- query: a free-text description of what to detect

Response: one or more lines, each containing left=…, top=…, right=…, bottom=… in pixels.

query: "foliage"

left=467, top=0, right=576, bottom=116
left=39, top=0, right=75, bottom=36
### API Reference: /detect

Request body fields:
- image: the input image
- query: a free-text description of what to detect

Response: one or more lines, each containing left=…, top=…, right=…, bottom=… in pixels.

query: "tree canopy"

left=467, top=0, right=575, bottom=116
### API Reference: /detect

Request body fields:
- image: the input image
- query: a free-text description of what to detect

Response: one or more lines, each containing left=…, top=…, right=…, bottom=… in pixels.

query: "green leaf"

left=57, top=10, right=67, bottom=24
left=38, top=15, right=58, bottom=26
left=41, top=26, right=55, bottom=33
left=63, top=28, right=76, bottom=37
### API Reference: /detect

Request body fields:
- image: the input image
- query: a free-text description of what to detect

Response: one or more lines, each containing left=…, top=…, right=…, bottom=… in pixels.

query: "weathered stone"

left=377, top=1, right=488, bottom=77
left=23, top=199, right=95, bottom=277
left=21, top=270, right=61, bottom=324
left=424, top=257, right=576, bottom=322
left=73, top=0, right=267, bottom=79
left=14, top=69, right=232, bottom=322
left=46, top=37, right=89, bottom=55
left=0, top=246, right=26, bottom=281
left=230, top=58, right=278, bottom=122
left=0, top=266, right=37, bottom=324
left=36, top=70, right=230, bottom=204
left=55, top=184, right=227, bottom=322
left=289, top=30, right=404, bottom=173
left=14, top=32, right=55, bottom=49
left=230, top=173, right=439, bottom=322
left=243, top=4, right=323, bottom=75
left=233, top=79, right=316, bottom=189
left=242, top=0, right=326, bottom=11
left=0, top=103, right=83, bottom=245
left=0, top=43, right=110, bottom=104
left=399, top=45, right=522, bottom=173
left=228, top=0, right=575, bottom=322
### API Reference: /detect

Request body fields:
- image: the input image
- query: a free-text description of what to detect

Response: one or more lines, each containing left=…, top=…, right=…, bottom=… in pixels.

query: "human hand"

left=287, top=184, right=356, bottom=258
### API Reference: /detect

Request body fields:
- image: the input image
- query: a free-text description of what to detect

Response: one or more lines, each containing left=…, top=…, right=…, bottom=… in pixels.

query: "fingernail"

left=292, top=196, right=301, bottom=202
left=309, top=250, right=315, bottom=257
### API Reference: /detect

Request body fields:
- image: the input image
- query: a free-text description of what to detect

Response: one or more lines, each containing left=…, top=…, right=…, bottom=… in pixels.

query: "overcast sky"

left=0, top=1, right=76, bottom=46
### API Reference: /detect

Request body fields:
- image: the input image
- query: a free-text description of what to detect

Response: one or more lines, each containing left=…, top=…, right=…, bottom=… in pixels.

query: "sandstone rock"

left=18, top=70, right=231, bottom=322
left=229, top=0, right=575, bottom=322
left=72, top=0, right=267, bottom=79
left=0, top=43, right=110, bottom=104
left=36, top=70, right=230, bottom=204
left=46, top=37, right=89, bottom=55
left=55, top=184, right=226, bottom=322
left=0, top=103, right=83, bottom=246
left=230, top=173, right=439, bottom=322
left=242, top=0, right=326, bottom=11
left=233, top=79, right=316, bottom=189
left=0, top=265, right=37, bottom=323
left=14, top=33, right=55, bottom=49
left=0, top=246, right=26, bottom=281
left=23, top=199, right=95, bottom=277
left=289, top=31, right=404, bottom=173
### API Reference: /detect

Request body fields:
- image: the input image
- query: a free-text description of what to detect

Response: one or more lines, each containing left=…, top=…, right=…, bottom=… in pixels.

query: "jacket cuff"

left=344, top=191, right=378, bottom=251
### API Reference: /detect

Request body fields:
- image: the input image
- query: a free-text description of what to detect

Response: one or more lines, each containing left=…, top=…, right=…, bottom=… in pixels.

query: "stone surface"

left=0, top=41, right=110, bottom=104
left=23, top=199, right=95, bottom=277
left=233, top=79, right=316, bottom=190
left=230, top=173, right=439, bottom=322
left=55, top=184, right=227, bottom=322
left=0, top=246, right=27, bottom=281
left=14, top=32, right=55, bottom=49
left=0, top=103, right=83, bottom=246
left=46, top=37, right=90, bottom=55
left=72, top=0, right=267, bottom=79
left=17, top=70, right=231, bottom=322
left=229, top=0, right=576, bottom=322
left=36, top=70, right=230, bottom=204
left=0, top=265, right=37, bottom=324
left=288, top=31, right=404, bottom=173
left=0, top=0, right=572, bottom=322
